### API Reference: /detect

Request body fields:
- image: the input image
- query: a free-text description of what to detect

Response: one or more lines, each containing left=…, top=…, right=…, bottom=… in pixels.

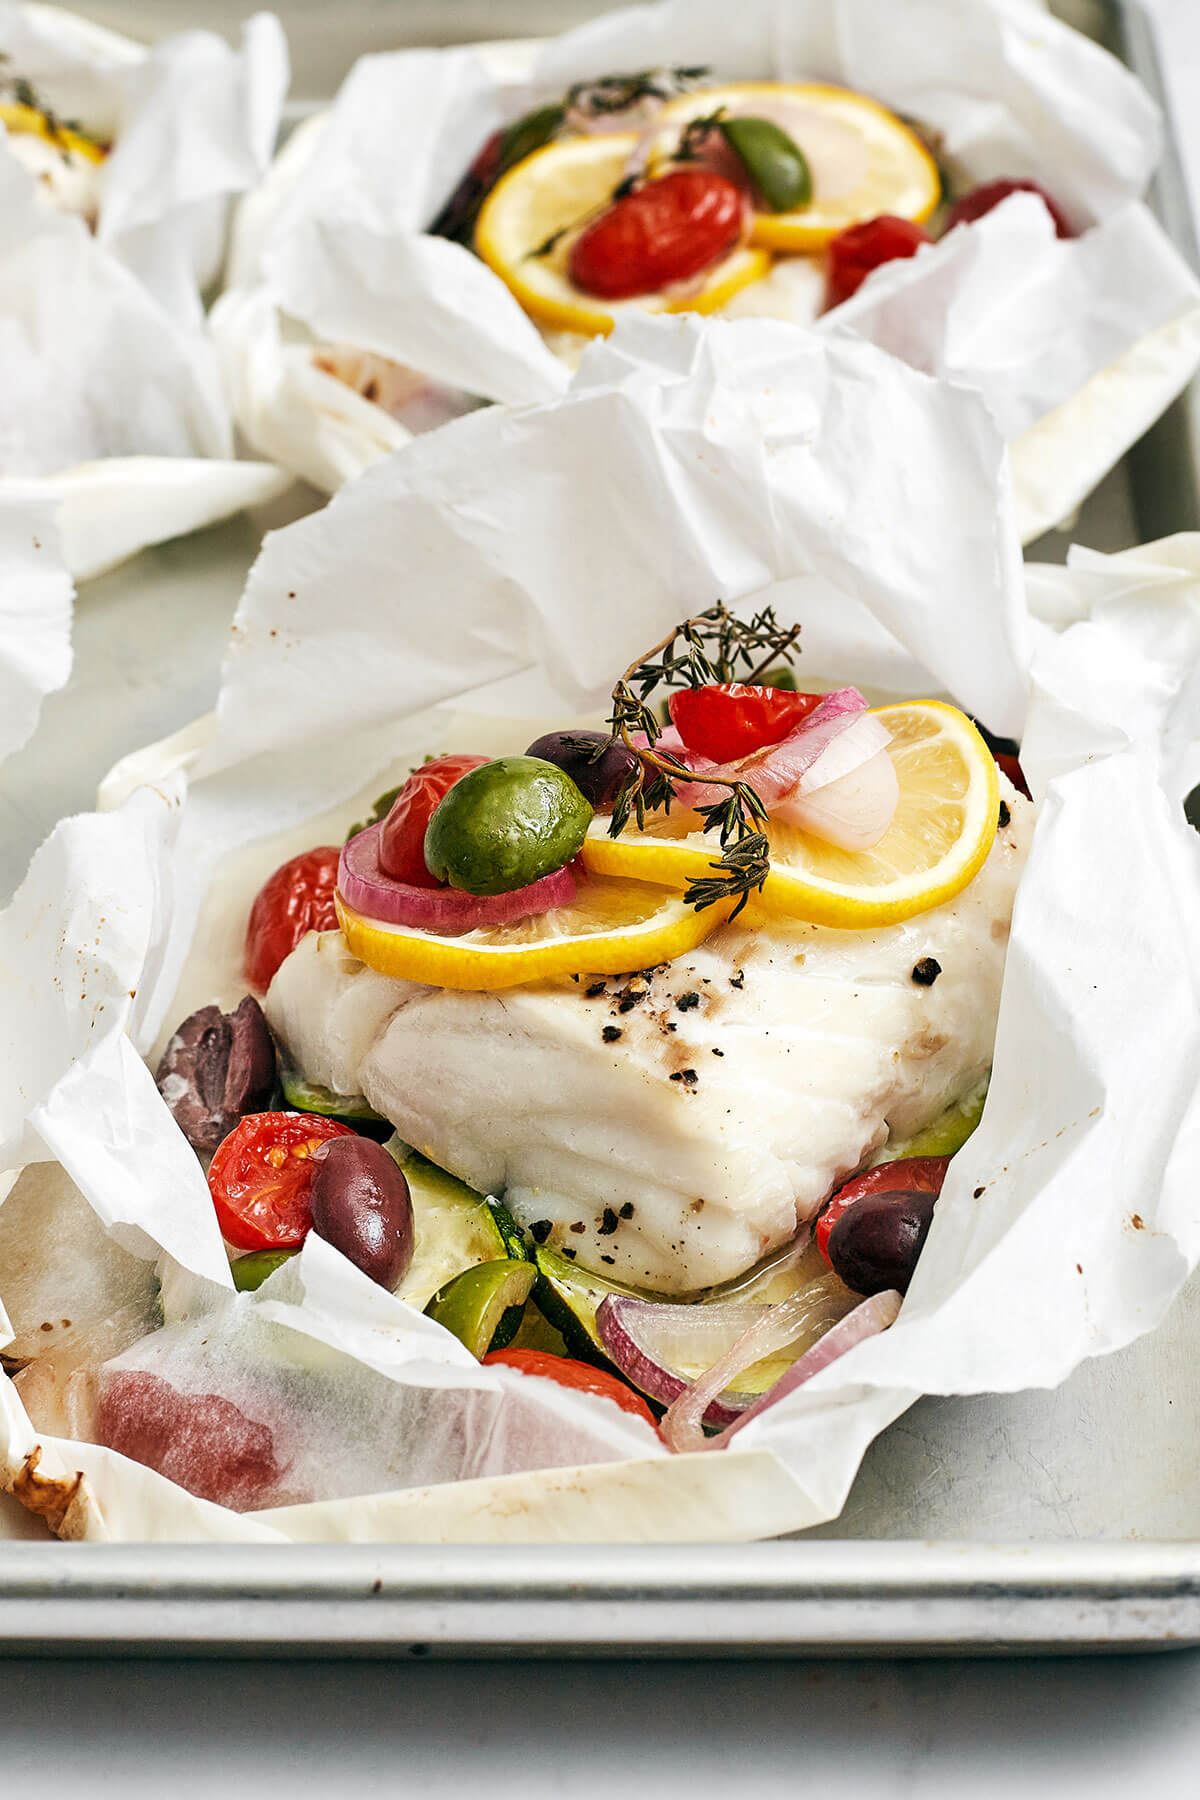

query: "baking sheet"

left=1, top=0, right=1199, bottom=1652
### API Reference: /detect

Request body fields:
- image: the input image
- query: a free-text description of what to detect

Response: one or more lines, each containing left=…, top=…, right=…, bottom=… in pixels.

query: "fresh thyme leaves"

left=603, top=604, right=801, bottom=918
left=565, top=66, right=711, bottom=120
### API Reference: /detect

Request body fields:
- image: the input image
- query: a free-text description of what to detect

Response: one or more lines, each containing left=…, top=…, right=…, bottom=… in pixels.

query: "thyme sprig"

left=565, top=66, right=710, bottom=119
left=604, top=605, right=801, bottom=918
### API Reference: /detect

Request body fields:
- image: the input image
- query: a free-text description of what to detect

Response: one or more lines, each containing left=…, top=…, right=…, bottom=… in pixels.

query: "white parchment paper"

left=2, top=317, right=1198, bottom=1543
left=218, top=0, right=1200, bottom=536
left=0, top=142, right=289, bottom=578
left=0, top=488, right=71, bottom=762
left=0, top=2, right=288, bottom=305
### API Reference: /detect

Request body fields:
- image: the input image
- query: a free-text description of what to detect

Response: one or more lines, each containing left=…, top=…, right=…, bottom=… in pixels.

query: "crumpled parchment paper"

left=0, top=2, right=288, bottom=307
left=0, top=134, right=289, bottom=578
left=0, top=488, right=72, bottom=763
left=215, top=0, right=1200, bottom=537
left=1, top=315, right=1198, bottom=1543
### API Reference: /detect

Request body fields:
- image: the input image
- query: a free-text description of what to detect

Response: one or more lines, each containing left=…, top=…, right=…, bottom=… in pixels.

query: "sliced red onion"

left=771, top=739, right=899, bottom=849
left=596, top=1297, right=771, bottom=1427
left=660, top=1285, right=900, bottom=1455
left=338, top=823, right=577, bottom=938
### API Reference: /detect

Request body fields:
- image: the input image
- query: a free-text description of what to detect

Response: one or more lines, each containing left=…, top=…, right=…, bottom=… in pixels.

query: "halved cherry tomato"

left=669, top=683, right=824, bottom=763
left=569, top=168, right=744, bottom=301
left=244, top=845, right=341, bottom=990
left=484, top=1347, right=658, bottom=1427
left=97, top=1370, right=282, bottom=1510
left=826, top=214, right=931, bottom=309
left=377, top=753, right=489, bottom=887
left=816, top=1155, right=951, bottom=1266
left=208, top=1111, right=355, bottom=1252
left=945, top=178, right=1073, bottom=240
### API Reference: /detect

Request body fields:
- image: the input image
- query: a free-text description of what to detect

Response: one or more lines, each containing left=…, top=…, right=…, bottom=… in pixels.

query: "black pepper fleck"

left=711, top=1047, right=724, bottom=1057
left=570, top=1221, right=585, bottom=1234
left=669, top=1068, right=698, bottom=1088
left=529, top=1219, right=553, bottom=1244
left=618, top=1202, right=635, bottom=1220
left=602, top=1025, right=623, bottom=1043
left=600, top=1255, right=616, bottom=1266
left=562, top=1247, right=576, bottom=1260
left=676, top=991, right=701, bottom=1012
left=911, top=957, right=941, bottom=986
left=729, top=969, right=745, bottom=989
left=998, top=800, right=1011, bottom=829
left=586, top=980, right=608, bottom=999
left=597, top=1206, right=619, bottom=1237
left=973, top=1186, right=985, bottom=1200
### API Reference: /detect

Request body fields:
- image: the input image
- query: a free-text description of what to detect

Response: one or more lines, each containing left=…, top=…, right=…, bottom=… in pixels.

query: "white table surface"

left=6, top=1, right=1200, bottom=1786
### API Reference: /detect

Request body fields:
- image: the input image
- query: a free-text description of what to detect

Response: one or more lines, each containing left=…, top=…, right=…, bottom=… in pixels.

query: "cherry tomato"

left=97, top=1370, right=282, bottom=1510
left=945, top=179, right=1073, bottom=240
left=377, top=753, right=489, bottom=887
left=244, top=845, right=341, bottom=990
left=825, top=214, right=931, bottom=309
left=484, top=1347, right=658, bottom=1426
left=816, top=1155, right=951, bottom=1266
left=569, top=168, right=745, bottom=301
left=669, top=683, right=824, bottom=763
left=208, top=1111, right=355, bottom=1252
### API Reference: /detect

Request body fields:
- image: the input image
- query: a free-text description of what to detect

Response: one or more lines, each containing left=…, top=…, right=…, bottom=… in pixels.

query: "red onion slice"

left=660, top=1286, right=901, bottom=1455
left=596, top=1297, right=776, bottom=1427
left=338, top=823, right=577, bottom=937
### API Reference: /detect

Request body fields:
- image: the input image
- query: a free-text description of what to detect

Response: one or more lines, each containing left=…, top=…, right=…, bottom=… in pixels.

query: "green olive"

left=423, top=755, right=593, bottom=896
left=719, top=116, right=812, bottom=213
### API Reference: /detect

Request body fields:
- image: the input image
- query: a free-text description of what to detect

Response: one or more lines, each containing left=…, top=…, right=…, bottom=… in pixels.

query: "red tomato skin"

left=945, top=179, right=1074, bottom=240
left=816, top=1156, right=951, bottom=1266
left=825, top=214, right=931, bottom=309
left=377, top=754, right=489, bottom=887
left=208, top=1111, right=355, bottom=1252
left=244, top=846, right=341, bottom=991
left=669, top=683, right=824, bottom=763
left=484, top=1348, right=658, bottom=1426
left=569, top=169, right=745, bottom=301
left=97, top=1370, right=283, bottom=1511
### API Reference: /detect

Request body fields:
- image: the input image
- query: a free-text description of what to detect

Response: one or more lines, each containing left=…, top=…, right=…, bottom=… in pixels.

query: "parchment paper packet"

left=0, top=149, right=289, bottom=580
left=0, top=488, right=71, bottom=764
left=214, top=0, right=1200, bottom=537
left=2, top=316, right=1199, bottom=1543
left=0, top=2, right=288, bottom=307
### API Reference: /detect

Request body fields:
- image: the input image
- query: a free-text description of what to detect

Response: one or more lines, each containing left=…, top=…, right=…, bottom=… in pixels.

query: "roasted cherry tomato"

left=669, top=683, right=824, bottom=763
left=208, top=1111, right=355, bottom=1252
left=484, top=1347, right=658, bottom=1426
left=244, top=845, right=341, bottom=990
left=97, top=1370, right=282, bottom=1510
left=569, top=168, right=744, bottom=301
left=825, top=214, right=931, bottom=309
left=377, top=753, right=489, bottom=887
left=816, top=1155, right=951, bottom=1266
left=970, top=719, right=1031, bottom=799
left=945, top=178, right=1073, bottom=240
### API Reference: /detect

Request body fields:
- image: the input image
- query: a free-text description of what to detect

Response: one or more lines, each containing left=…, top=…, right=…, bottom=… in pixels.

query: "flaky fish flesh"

left=266, top=789, right=1031, bottom=1293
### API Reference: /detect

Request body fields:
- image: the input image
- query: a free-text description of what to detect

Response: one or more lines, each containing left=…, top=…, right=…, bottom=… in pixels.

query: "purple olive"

left=308, top=1137, right=414, bottom=1289
left=826, top=1189, right=937, bottom=1297
left=155, top=996, right=278, bottom=1152
left=524, top=730, right=639, bottom=811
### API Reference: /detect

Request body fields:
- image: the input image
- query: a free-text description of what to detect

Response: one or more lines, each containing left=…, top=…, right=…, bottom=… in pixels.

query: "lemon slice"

left=581, top=702, right=1000, bottom=929
left=475, top=132, right=772, bottom=336
left=653, top=83, right=939, bottom=251
left=0, top=101, right=105, bottom=164
left=336, top=873, right=735, bottom=991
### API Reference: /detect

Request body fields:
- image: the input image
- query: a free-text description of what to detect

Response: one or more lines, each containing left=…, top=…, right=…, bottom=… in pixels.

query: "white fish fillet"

left=266, top=790, right=1032, bottom=1294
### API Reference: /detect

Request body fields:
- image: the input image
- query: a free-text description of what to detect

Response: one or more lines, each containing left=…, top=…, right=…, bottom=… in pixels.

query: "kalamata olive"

left=826, top=1188, right=937, bottom=1297
left=155, top=996, right=278, bottom=1152
left=524, top=730, right=639, bottom=812
left=308, top=1137, right=414, bottom=1289
left=423, top=755, right=593, bottom=895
